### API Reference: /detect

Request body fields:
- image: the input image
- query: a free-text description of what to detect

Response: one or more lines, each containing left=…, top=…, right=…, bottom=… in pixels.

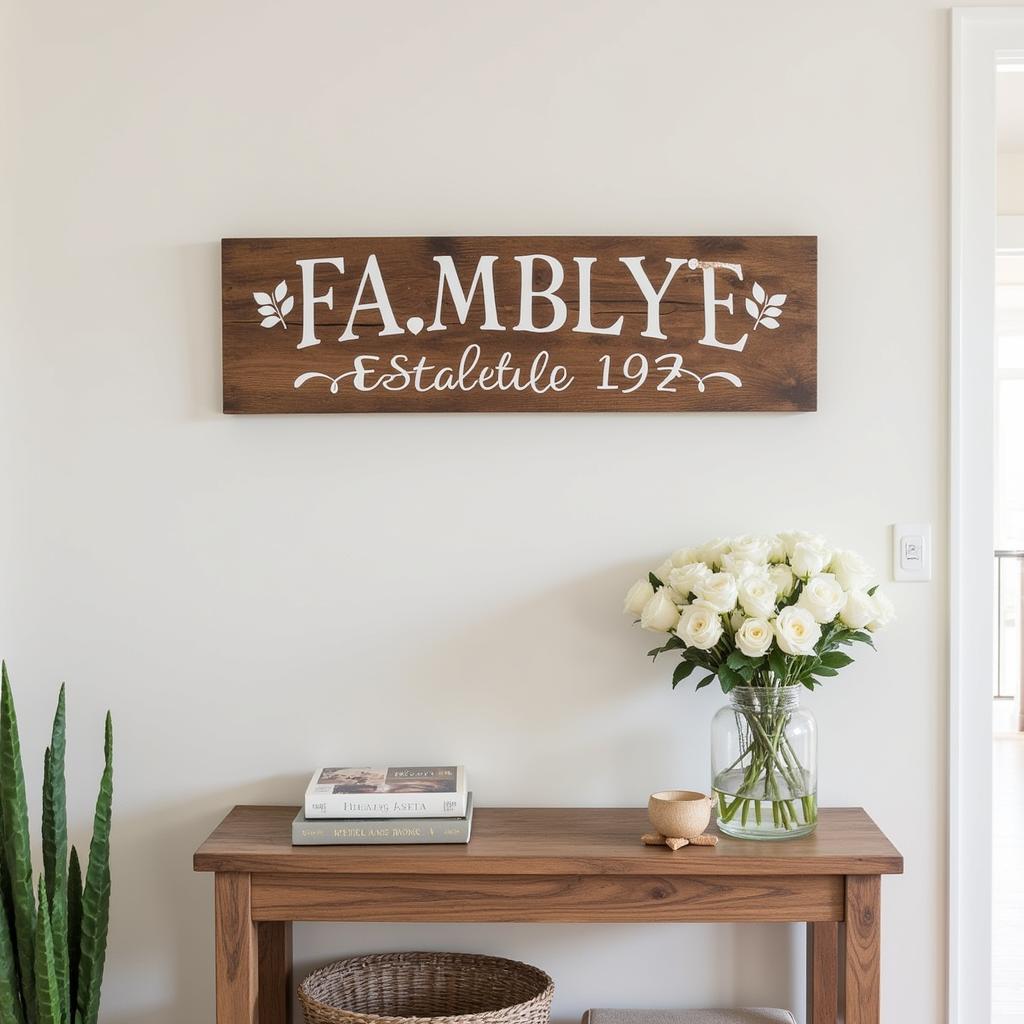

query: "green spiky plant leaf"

left=42, top=687, right=69, bottom=1019
left=33, top=878, right=60, bottom=1024
left=1, top=664, right=37, bottom=1022
left=0, top=893, right=26, bottom=1024
left=66, top=849, right=82, bottom=1019
left=0, top=668, right=112, bottom=1024
left=75, top=713, right=112, bottom=1024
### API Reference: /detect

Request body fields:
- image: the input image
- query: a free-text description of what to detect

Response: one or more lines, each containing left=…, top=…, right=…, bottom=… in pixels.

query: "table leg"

left=806, top=921, right=838, bottom=1024
left=257, top=922, right=293, bottom=1024
left=844, top=875, right=881, bottom=1024
left=215, top=872, right=257, bottom=1024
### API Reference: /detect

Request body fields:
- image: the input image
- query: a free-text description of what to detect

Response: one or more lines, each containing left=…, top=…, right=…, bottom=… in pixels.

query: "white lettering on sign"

left=270, top=251, right=793, bottom=399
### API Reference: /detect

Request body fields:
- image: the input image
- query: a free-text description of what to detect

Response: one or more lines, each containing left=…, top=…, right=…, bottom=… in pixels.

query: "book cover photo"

left=304, top=765, right=468, bottom=818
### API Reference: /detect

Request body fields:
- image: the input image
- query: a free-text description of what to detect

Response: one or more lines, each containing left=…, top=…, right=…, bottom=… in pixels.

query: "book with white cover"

left=304, top=765, right=467, bottom=819
left=292, top=795, right=474, bottom=845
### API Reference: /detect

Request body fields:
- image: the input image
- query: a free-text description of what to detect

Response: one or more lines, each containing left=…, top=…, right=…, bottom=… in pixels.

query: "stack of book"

left=292, top=765, right=473, bottom=845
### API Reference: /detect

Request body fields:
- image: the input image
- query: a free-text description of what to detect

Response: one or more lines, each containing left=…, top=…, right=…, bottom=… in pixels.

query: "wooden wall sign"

left=222, top=236, right=816, bottom=413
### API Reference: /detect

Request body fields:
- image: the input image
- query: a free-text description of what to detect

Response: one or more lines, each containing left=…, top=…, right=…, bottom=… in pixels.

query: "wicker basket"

left=298, top=952, right=555, bottom=1024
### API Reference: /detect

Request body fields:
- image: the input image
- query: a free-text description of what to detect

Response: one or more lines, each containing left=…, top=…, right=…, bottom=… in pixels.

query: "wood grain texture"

left=844, top=874, right=881, bottom=1024
left=222, top=236, right=817, bottom=413
left=256, top=922, right=291, bottom=1024
left=249, top=872, right=843, bottom=924
left=215, top=872, right=257, bottom=1024
left=806, top=921, right=839, bottom=1024
left=194, top=806, right=904, bottom=877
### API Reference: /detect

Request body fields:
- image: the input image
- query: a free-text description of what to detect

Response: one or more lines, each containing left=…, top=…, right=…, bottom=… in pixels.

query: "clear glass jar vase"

left=711, top=686, right=817, bottom=840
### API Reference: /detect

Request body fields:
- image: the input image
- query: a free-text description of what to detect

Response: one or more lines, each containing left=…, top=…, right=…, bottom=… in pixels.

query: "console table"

left=193, top=806, right=902, bottom=1024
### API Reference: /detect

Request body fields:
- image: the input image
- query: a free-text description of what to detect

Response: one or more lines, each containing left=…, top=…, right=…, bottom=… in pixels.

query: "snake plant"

left=0, top=664, right=112, bottom=1024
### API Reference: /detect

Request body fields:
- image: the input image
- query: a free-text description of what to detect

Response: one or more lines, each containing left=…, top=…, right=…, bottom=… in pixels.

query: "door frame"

left=950, top=9, right=1024, bottom=1023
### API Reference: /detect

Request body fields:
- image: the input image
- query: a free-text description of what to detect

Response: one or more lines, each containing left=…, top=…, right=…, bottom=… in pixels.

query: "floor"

left=993, top=717, right=1024, bottom=1023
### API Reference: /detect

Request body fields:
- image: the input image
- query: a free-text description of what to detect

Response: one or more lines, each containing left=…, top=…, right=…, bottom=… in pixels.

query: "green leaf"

left=648, top=572, right=663, bottom=590
left=695, top=673, right=715, bottom=690
left=67, top=848, right=82, bottom=1018
left=867, top=584, right=878, bottom=596
left=0, top=893, right=26, bottom=1024
left=76, top=714, right=112, bottom=1024
left=42, top=688, right=68, bottom=1021
left=33, top=879, right=60, bottom=1024
left=716, top=662, right=743, bottom=692
left=1, top=664, right=36, bottom=1022
left=671, top=660, right=697, bottom=689
left=819, top=651, right=854, bottom=669
left=768, top=648, right=787, bottom=679
left=812, top=666, right=839, bottom=678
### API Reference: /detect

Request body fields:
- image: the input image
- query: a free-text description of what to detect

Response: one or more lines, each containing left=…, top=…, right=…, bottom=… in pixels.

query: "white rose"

left=773, top=605, right=822, bottom=656
left=829, top=549, right=875, bottom=592
left=676, top=600, right=724, bottom=650
left=729, top=534, right=772, bottom=564
left=797, top=573, right=847, bottom=624
left=791, top=540, right=830, bottom=578
left=654, top=558, right=674, bottom=584
left=767, top=562, right=796, bottom=598
left=766, top=535, right=787, bottom=562
left=736, top=617, right=774, bottom=658
left=699, top=537, right=731, bottom=569
left=738, top=575, right=778, bottom=618
left=667, top=561, right=712, bottom=599
left=670, top=547, right=699, bottom=568
left=778, top=530, right=816, bottom=558
left=840, top=589, right=876, bottom=629
left=624, top=578, right=655, bottom=616
left=867, top=588, right=896, bottom=631
left=695, top=571, right=739, bottom=613
left=640, top=588, right=681, bottom=632
left=720, top=553, right=764, bottom=579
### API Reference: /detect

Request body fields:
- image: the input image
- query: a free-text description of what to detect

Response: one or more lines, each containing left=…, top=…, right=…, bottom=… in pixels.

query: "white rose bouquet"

left=623, top=532, right=894, bottom=836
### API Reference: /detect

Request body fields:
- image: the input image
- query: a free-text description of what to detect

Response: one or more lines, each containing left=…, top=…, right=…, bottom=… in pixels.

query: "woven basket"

left=298, top=952, right=554, bottom=1024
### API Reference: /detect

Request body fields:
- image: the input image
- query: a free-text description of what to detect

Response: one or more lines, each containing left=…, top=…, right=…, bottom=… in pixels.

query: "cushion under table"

left=583, top=1009, right=797, bottom=1024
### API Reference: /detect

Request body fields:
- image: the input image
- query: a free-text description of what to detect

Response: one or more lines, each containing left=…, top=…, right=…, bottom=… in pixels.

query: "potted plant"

left=624, top=532, right=893, bottom=839
left=0, top=664, right=113, bottom=1023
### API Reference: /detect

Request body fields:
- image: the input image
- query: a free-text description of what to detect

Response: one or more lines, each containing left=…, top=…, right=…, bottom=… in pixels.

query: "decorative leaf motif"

left=746, top=283, right=786, bottom=332
left=254, top=281, right=292, bottom=330
left=1, top=664, right=36, bottom=1022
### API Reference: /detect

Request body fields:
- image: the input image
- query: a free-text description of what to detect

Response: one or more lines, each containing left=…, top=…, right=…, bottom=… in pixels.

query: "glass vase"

left=710, top=685, right=817, bottom=840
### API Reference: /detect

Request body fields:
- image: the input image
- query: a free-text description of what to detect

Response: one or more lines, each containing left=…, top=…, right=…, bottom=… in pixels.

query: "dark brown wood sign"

left=222, top=236, right=816, bottom=413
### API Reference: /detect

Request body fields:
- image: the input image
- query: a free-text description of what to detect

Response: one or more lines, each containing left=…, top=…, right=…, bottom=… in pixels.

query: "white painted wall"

left=3, top=2, right=957, bottom=1021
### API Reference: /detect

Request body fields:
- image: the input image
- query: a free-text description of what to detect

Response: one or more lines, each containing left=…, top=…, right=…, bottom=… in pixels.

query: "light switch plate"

left=892, top=523, right=932, bottom=581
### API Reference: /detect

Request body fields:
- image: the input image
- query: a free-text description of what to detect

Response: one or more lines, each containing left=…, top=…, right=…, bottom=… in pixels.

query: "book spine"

left=304, top=792, right=467, bottom=819
left=292, top=817, right=471, bottom=845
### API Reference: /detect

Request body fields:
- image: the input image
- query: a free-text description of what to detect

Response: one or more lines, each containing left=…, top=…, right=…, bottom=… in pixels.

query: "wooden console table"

left=193, top=806, right=902, bottom=1024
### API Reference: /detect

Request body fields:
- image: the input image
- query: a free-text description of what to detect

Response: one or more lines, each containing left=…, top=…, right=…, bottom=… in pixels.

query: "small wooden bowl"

left=648, top=790, right=713, bottom=840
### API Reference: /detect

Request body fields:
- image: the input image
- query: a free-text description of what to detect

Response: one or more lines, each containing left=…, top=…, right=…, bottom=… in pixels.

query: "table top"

left=193, top=806, right=903, bottom=877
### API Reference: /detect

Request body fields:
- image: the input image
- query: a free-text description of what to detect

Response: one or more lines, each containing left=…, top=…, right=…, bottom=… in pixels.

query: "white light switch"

left=892, top=523, right=932, bottom=581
